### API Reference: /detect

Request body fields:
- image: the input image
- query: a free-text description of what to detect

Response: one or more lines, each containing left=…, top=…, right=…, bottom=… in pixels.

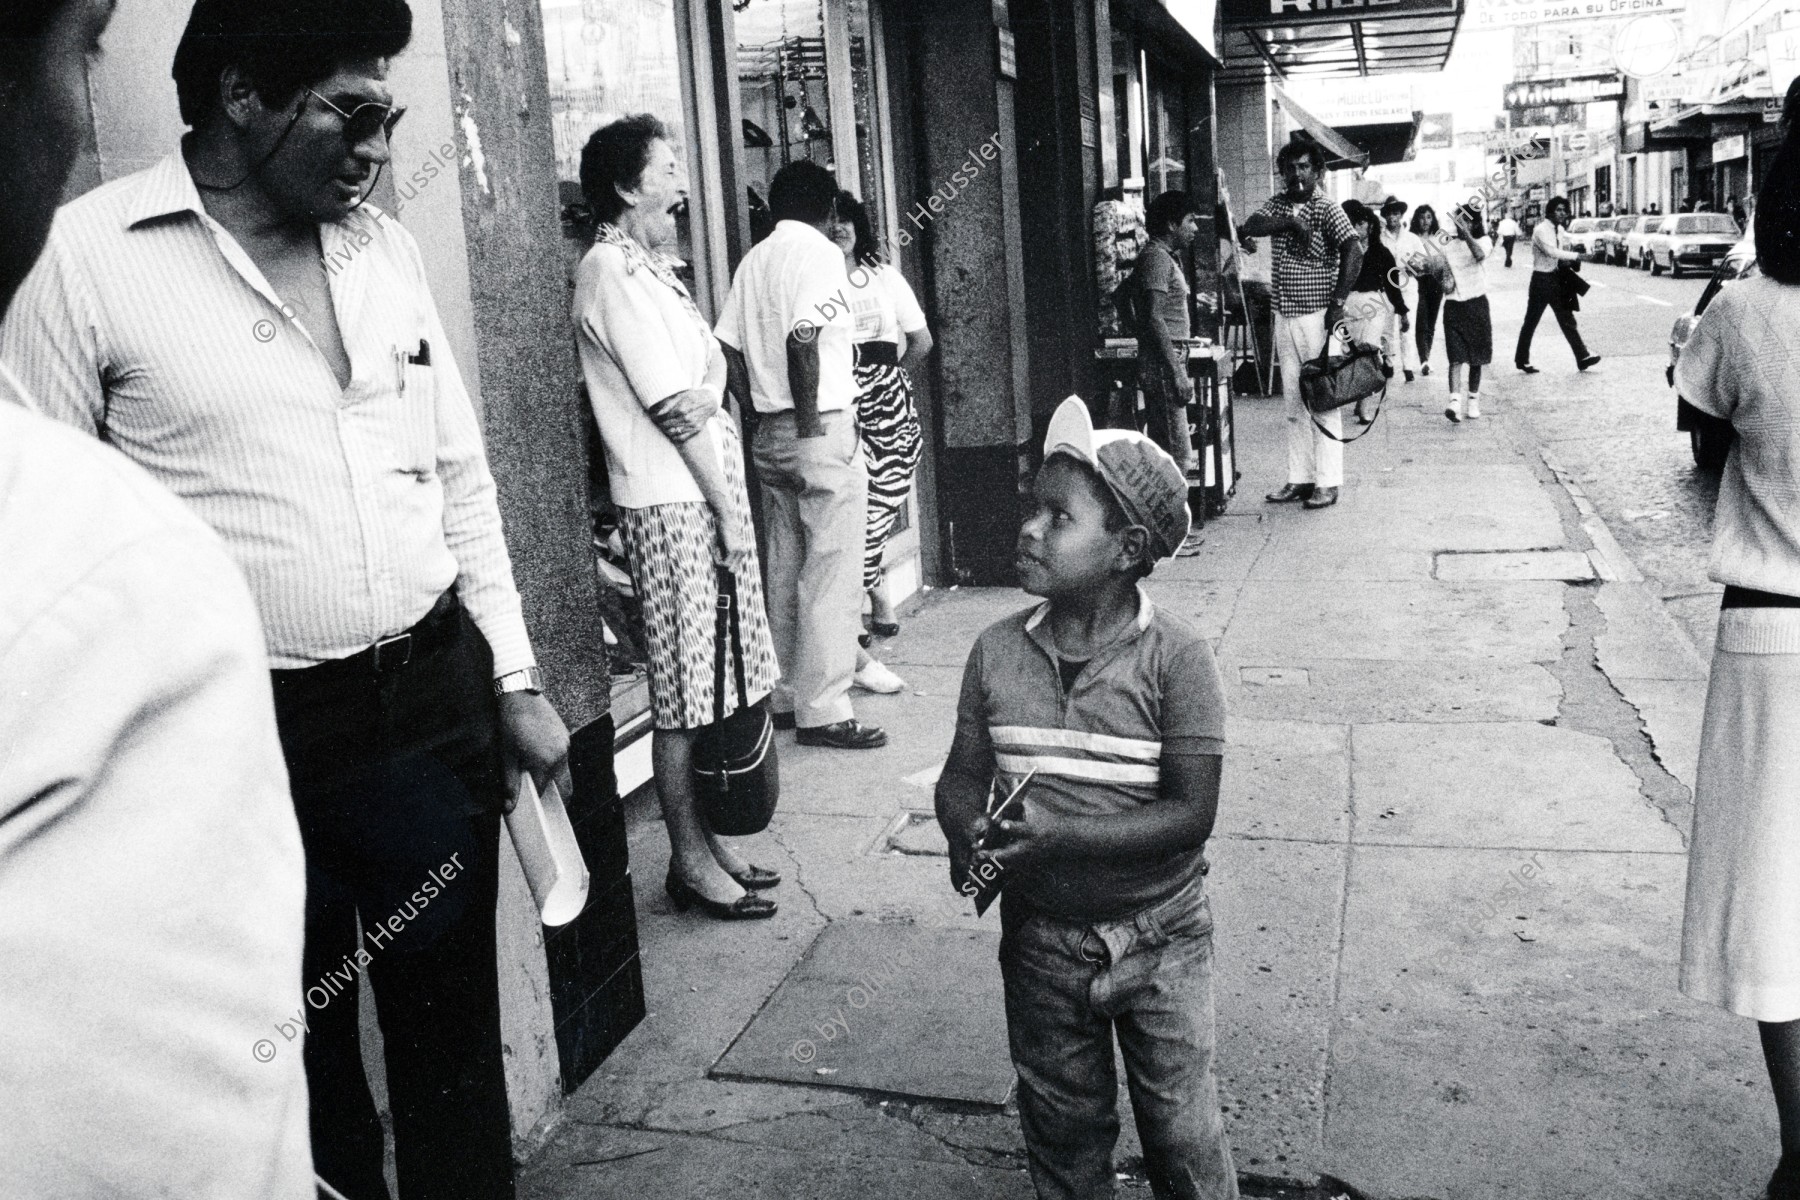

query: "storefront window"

left=1143, top=54, right=1189, bottom=196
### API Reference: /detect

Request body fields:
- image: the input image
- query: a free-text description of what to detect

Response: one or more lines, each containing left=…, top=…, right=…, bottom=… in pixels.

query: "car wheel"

left=1651, top=257, right=1663, bottom=276
left=1691, top=424, right=1730, bottom=473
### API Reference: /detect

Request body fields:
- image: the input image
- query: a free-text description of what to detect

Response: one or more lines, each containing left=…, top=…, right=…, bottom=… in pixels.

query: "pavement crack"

left=767, top=821, right=827, bottom=922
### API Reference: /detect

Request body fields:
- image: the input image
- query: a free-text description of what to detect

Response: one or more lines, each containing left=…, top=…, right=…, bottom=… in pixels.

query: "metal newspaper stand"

left=1092, top=339, right=1237, bottom=530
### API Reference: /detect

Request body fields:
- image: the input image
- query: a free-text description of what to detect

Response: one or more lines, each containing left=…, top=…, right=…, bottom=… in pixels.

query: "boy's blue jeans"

left=999, top=874, right=1238, bottom=1200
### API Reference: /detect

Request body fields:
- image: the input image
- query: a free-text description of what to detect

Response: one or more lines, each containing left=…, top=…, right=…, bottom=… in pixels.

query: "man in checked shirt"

left=1240, top=137, right=1364, bottom=511
left=0, top=1, right=569, bottom=1196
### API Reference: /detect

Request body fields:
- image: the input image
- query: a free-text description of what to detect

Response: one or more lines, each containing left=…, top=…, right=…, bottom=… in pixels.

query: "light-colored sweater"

left=1676, top=274, right=1800, bottom=624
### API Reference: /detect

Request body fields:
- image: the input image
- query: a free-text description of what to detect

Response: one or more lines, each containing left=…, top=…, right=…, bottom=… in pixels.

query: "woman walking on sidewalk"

left=1340, top=200, right=1408, bottom=424
left=1676, top=121, right=1800, bottom=1200
left=574, top=115, right=782, bottom=921
left=1411, top=205, right=1444, bottom=376
left=1514, top=197, right=1601, bottom=374
left=1438, top=202, right=1493, bottom=422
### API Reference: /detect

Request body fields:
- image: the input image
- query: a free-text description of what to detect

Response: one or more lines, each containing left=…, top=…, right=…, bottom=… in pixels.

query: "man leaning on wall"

left=0, top=1, right=577, bottom=1196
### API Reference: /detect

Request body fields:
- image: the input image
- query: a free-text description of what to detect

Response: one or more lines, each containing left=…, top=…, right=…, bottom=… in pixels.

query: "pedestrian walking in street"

left=1410, top=204, right=1444, bottom=376
left=1439, top=201, right=1494, bottom=422
left=573, top=115, right=782, bottom=922
left=1381, top=196, right=1425, bottom=382
left=716, top=161, right=887, bottom=750
left=0, top=1, right=314, bottom=1196
left=1126, top=190, right=1202, bottom=473
left=0, top=3, right=577, bottom=1195
left=937, top=396, right=1237, bottom=1200
left=1675, top=126, right=1800, bottom=1200
left=1241, top=138, right=1363, bottom=511
left=1339, top=200, right=1408, bottom=425
left=830, top=189, right=934, bottom=685
left=1496, top=212, right=1520, bottom=267
left=1514, top=197, right=1601, bottom=375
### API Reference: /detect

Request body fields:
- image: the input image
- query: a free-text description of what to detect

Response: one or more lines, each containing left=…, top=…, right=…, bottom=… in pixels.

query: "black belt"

left=277, top=589, right=462, bottom=684
left=1721, top=586, right=1800, bottom=610
left=855, top=340, right=899, bottom=367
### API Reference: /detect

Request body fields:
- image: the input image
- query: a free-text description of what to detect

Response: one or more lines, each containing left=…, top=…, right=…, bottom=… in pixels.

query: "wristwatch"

left=493, top=667, right=544, bottom=697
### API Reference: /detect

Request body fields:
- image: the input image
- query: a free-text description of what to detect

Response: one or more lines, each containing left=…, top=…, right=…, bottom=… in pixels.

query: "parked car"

left=1646, top=212, right=1743, bottom=276
left=1625, top=215, right=1664, bottom=269
left=1595, top=214, right=1637, bottom=264
left=1564, top=217, right=1599, bottom=258
left=1667, top=253, right=1758, bottom=470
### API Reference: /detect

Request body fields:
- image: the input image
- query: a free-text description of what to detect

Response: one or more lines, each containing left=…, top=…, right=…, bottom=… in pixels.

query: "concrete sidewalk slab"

left=1434, top=550, right=1594, bottom=582
left=1218, top=719, right=1350, bottom=843
left=712, top=923, right=1012, bottom=1106
left=1222, top=658, right=1563, bottom=725
left=1222, top=581, right=1567, bottom=665
left=1323, top=845, right=1771, bottom=1200
left=1351, top=723, right=1684, bottom=853
left=1593, top=582, right=1708, bottom=681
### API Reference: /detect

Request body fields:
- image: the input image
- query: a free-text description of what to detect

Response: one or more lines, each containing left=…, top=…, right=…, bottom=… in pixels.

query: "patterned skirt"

left=853, top=357, right=922, bottom=591
left=617, top=421, right=779, bottom=731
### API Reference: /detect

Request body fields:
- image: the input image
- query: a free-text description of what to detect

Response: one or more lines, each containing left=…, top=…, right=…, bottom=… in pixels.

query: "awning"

left=1271, top=84, right=1370, bottom=170
left=1218, top=0, right=1465, bottom=84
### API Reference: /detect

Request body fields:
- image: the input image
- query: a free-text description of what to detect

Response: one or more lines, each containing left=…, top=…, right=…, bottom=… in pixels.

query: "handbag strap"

left=713, top=565, right=751, bottom=718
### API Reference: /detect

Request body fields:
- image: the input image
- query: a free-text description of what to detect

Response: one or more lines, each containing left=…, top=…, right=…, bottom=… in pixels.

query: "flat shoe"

left=796, top=719, right=888, bottom=750
left=853, top=659, right=907, bottom=694
left=1443, top=406, right=1461, bottom=423
left=727, top=863, right=782, bottom=890
left=1420, top=364, right=1430, bottom=376
left=1517, top=364, right=1539, bottom=374
left=1265, top=482, right=1313, bottom=503
left=665, top=872, right=777, bottom=920
left=867, top=619, right=901, bottom=638
left=1578, top=354, right=1601, bottom=371
left=1302, top=486, right=1339, bottom=510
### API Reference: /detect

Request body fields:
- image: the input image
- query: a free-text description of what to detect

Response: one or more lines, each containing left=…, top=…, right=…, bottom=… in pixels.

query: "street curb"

left=1537, top=449, right=1645, bottom=584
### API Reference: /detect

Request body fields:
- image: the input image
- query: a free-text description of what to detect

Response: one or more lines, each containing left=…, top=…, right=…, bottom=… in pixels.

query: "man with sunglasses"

left=0, top=2, right=567, bottom=1197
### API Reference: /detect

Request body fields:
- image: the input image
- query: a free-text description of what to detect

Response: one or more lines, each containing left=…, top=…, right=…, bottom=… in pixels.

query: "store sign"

left=1713, top=134, right=1746, bottom=162
left=1561, top=130, right=1591, bottom=154
left=1768, top=98, right=1786, bottom=124
left=1475, top=0, right=1685, bottom=28
left=1508, top=103, right=1582, bottom=127
left=1504, top=74, right=1625, bottom=108
left=1287, top=76, right=1416, bottom=126
left=1639, top=73, right=1690, bottom=103
left=1221, top=0, right=1457, bottom=28
left=1418, top=112, right=1454, bottom=149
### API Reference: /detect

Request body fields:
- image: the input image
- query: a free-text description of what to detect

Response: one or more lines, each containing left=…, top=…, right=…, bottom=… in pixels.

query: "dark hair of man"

left=768, top=159, right=838, bottom=225
left=171, top=0, right=412, bottom=130
left=1276, top=137, right=1326, bottom=174
left=1340, top=198, right=1377, bottom=237
left=1146, top=190, right=1197, bottom=237
left=1755, top=118, right=1800, bottom=284
left=835, top=189, right=881, bottom=268
left=1381, top=196, right=1407, bottom=219
left=1044, top=452, right=1154, bottom=582
left=1410, top=204, right=1438, bottom=236
left=1545, top=196, right=1570, bottom=221
left=579, top=113, right=669, bottom=225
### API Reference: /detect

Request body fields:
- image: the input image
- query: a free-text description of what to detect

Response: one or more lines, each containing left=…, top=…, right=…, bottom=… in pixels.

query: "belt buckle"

left=373, top=631, right=413, bottom=674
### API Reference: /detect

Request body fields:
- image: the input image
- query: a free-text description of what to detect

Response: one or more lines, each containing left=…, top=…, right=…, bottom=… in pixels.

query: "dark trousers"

left=270, top=598, right=514, bottom=1200
left=1414, top=275, right=1443, bottom=364
left=1502, top=235, right=1517, bottom=266
left=1514, top=270, right=1589, bottom=368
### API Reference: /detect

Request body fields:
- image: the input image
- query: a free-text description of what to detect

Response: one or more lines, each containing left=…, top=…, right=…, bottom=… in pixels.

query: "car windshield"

left=1674, top=214, right=1740, bottom=235
left=1569, top=219, right=1595, bottom=232
left=1641, top=218, right=1662, bottom=233
left=1616, top=216, right=1636, bottom=230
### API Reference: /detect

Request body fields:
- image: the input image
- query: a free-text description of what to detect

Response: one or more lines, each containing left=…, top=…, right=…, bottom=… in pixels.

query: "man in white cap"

left=936, top=397, right=1238, bottom=1199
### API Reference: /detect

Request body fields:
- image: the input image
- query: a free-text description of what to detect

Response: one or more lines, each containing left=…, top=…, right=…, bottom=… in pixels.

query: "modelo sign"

left=1502, top=74, right=1626, bottom=108
left=1222, top=0, right=1458, bottom=26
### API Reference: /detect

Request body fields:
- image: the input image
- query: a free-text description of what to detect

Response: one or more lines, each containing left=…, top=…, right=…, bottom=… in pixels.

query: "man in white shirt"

left=0, top=0, right=312, bottom=1195
left=1497, top=212, right=1521, bottom=267
left=0, top=2, right=573, bottom=1195
left=1380, top=197, right=1425, bottom=382
left=716, top=161, right=887, bottom=750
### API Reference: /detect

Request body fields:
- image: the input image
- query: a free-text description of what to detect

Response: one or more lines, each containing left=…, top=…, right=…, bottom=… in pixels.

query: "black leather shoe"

left=771, top=710, right=796, bottom=730
left=1403, top=370, right=1415, bottom=383
left=1518, top=364, right=1539, bottom=374
left=665, top=872, right=777, bottom=920
left=1420, top=364, right=1430, bottom=376
left=1265, top=483, right=1313, bottom=503
left=727, top=864, right=782, bottom=890
left=796, top=719, right=888, bottom=749
left=1303, top=486, right=1339, bottom=510
left=1578, top=354, right=1601, bottom=371
left=868, top=619, right=900, bottom=638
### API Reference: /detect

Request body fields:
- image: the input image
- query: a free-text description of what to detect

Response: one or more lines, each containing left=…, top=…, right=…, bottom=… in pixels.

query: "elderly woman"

left=829, top=190, right=933, bottom=679
left=573, top=115, right=780, bottom=921
left=1677, top=119, right=1800, bottom=1200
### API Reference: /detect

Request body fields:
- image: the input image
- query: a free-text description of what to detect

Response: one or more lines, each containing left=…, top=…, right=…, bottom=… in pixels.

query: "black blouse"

left=1351, top=238, right=1408, bottom=314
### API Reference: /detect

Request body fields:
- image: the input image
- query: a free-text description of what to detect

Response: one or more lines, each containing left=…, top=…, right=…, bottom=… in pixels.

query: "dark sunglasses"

left=307, top=88, right=406, bottom=143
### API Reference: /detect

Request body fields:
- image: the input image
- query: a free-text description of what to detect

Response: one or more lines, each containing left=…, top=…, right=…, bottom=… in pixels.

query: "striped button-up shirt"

left=0, top=152, right=533, bottom=674
left=946, top=590, right=1226, bottom=922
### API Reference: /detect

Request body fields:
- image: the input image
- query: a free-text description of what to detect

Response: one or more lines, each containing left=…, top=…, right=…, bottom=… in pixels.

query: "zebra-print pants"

left=853, top=359, right=922, bottom=592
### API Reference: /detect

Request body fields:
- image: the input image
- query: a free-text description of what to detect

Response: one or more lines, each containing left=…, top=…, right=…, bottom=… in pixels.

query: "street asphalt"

left=516, top=258, right=1763, bottom=1200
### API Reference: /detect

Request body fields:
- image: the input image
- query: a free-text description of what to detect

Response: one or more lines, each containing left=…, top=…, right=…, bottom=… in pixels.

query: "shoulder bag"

left=1299, top=334, right=1387, bottom=444
left=692, top=565, right=779, bottom=835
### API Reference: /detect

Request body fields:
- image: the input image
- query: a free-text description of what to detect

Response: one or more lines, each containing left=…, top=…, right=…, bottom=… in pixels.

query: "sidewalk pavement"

left=520, top=382, right=1771, bottom=1199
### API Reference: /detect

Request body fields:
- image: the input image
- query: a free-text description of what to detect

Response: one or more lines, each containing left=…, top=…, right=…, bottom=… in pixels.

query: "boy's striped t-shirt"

left=946, top=590, right=1226, bottom=922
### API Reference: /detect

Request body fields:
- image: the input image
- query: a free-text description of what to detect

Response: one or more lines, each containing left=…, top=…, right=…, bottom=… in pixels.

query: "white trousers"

left=1275, top=309, right=1343, bottom=488
left=1391, top=283, right=1421, bottom=373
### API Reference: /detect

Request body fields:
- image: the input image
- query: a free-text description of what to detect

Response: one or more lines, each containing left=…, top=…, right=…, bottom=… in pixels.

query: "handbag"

left=1298, top=334, right=1387, bottom=444
left=692, top=565, right=779, bottom=835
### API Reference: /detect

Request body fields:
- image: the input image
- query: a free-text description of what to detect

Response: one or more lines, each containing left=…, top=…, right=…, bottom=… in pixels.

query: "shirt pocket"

left=388, top=332, right=439, bottom=478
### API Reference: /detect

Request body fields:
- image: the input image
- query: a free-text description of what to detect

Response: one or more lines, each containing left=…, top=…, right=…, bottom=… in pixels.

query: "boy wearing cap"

left=936, top=397, right=1237, bottom=1200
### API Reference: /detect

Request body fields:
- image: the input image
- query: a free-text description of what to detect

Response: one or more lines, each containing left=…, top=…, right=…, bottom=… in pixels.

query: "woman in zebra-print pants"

left=832, top=193, right=935, bottom=692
